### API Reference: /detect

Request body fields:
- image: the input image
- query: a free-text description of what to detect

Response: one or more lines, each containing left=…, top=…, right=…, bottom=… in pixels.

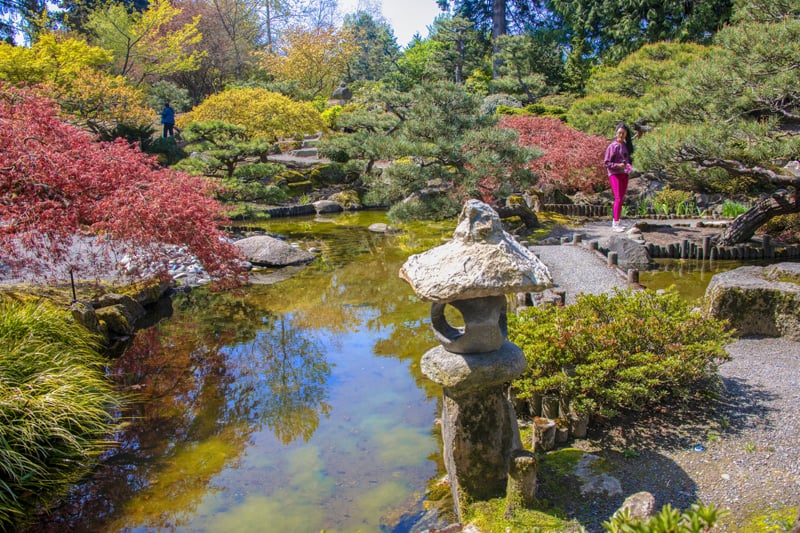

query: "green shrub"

left=173, top=155, right=217, bottom=176
left=146, top=136, right=187, bottom=166
left=651, top=187, right=696, bottom=216
left=0, top=299, right=120, bottom=530
left=720, top=199, right=750, bottom=218
left=522, top=103, right=568, bottom=121
left=495, top=104, right=528, bottom=116
left=308, top=163, right=349, bottom=185
left=481, top=93, right=522, bottom=116
left=233, top=162, right=285, bottom=182
left=508, top=289, right=732, bottom=418
left=102, top=122, right=156, bottom=150
left=760, top=212, right=800, bottom=244
left=603, top=503, right=726, bottom=532
left=215, top=179, right=287, bottom=203
left=386, top=193, right=462, bottom=222
left=321, top=105, right=343, bottom=130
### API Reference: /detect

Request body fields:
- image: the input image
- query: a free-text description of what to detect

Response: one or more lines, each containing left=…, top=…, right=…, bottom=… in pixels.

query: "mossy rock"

left=93, top=294, right=145, bottom=336
left=95, top=304, right=137, bottom=336
left=286, top=180, right=313, bottom=191
left=329, top=189, right=361, bottom=209
left=276, top=170, right=307, bottom=183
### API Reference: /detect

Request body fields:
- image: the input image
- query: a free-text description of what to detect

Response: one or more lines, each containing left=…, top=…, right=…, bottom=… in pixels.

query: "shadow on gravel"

left=557, top=378, right=778, bottom=531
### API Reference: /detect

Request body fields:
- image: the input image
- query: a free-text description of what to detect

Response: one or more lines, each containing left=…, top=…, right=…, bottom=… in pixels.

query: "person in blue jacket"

left=161, top=102, right=175, bottom=138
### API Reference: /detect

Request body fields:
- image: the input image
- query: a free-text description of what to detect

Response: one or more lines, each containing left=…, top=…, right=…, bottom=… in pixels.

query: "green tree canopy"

left=549, top=0, right=733, bottom=63
left=566, top=41, right=714, bottom=136
left=83, top=0, right=204, bottom=85
left=320, top=81, right=538, bottom=220
left=632, top=3, right=800, bottom=244
left=342, top=11, right=400, bottom=84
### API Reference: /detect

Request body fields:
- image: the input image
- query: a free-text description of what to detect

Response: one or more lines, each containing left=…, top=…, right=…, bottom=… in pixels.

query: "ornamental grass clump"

left=0, top=299, right=120, bottom=529
left=508, top=289, right=732, bottom=419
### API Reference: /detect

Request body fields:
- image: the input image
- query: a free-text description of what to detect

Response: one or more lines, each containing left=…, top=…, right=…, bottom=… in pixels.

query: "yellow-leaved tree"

left=0, top=32, right=110, bottom=84
left=83, top=0, right=204, bottom=86
left=259, top=25, right=357, bottom=99
left=0, top=31, right=153, bottom=137
left=180, top=87, right=323, bottom=144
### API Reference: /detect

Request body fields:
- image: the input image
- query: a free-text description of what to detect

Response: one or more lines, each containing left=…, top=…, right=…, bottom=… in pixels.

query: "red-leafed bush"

left=0, top=83, right=245, bottom=286
left=500, top=115, right=609, bottom=194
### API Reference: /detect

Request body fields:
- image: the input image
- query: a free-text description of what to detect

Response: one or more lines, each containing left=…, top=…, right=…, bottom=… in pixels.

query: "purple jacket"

left=604, top=141, right=630, bottom=176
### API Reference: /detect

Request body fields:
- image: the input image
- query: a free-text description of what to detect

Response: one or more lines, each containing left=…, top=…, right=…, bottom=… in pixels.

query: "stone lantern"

left=399, top=200, right=552, bottom=519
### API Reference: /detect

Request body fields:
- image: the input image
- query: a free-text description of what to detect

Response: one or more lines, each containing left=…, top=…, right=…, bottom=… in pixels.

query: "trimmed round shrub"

left=509, top=289, right=732, bottom=418
left=480, top=93, right=522, bottom=116
left=233, top=162, right=285, bottom=182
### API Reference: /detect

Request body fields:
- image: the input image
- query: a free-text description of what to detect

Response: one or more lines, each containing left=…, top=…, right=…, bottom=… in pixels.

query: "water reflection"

left=30, top=212, right=450, bottom=533
left=639, top=258, right=772, bottom=303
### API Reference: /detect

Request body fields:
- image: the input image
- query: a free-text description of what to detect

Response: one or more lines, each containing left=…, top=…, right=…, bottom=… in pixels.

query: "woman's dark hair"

left=616, top=122, right=634, bottom=163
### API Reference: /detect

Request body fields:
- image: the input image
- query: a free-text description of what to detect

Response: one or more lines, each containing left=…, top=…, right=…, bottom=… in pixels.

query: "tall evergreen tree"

left=436, top=0, right=546, bottom=37
left=342, top=11, right=399, bottom=83
left=548, top=0, right=733, bottom=63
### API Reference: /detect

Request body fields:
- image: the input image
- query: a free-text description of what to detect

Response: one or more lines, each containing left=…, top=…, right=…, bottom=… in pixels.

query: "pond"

left=33, top=212, right=772, bottom=532
left=638, top=257, right=773, bottom=304
left=35, top=211, right=458, bottom=533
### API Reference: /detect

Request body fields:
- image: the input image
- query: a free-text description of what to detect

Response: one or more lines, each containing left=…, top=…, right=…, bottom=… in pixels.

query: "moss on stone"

left=465, top=497, right=580, bottom=533
left=740, top=505, right=798, bottom=532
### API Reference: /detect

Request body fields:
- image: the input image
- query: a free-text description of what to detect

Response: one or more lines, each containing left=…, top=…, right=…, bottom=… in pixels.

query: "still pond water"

left=40, top=212, right=753, bottom=532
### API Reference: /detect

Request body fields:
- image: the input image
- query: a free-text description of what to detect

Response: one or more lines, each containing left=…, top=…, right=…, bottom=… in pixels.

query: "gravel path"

left=530, top=238, right=800, bottom=531
left=530, top=243, right=632, bottom=304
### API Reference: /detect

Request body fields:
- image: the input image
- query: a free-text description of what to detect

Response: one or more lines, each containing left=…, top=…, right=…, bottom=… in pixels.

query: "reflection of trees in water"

left=228, top=314, right=332, bottom=444
left=29, top=216, right=451, bottom=531
left=27, top=300, right=331, bottom=531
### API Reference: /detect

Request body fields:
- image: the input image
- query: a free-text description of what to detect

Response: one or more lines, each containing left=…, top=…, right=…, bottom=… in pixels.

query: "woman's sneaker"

left=612, top=221, right=626, bottom=232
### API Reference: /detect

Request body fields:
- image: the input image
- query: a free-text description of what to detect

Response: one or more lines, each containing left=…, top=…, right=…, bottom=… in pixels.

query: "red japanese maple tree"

left=0, top=83, right=245, bottom=286
left=500, top=115, right=609, bottom=194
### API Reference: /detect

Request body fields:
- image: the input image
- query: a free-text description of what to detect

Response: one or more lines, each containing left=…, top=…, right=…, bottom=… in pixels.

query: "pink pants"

left=609, top=173, right=629, bottom=221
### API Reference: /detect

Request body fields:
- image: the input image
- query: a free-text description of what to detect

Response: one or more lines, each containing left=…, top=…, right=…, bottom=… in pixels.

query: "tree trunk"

left=491, top=0, right=507, bottom=78
left=717, top=189, right=798, bottom=246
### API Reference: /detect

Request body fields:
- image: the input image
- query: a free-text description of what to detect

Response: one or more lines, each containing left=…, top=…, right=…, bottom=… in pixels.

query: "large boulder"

left=597, top=235, right=652, bottom=270
left=312, top=200, right=343, bottom=214
left=234, top=236, right=315, bottom=267
left=704, top=263, right=800, bottom=340
left=93, top=294, right=145, bottom=337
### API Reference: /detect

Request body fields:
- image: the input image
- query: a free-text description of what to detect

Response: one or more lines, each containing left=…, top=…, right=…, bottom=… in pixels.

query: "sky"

left=337, top=0, right=443, bottom=47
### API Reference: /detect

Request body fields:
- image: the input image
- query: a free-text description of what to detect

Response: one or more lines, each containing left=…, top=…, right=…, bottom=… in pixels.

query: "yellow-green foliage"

left=651, top=186, right=695, bottom=215
left=0, top=298, right=120, bottom=530
left=0, top=32, right=111, bottom=84
left=566, top=92, right=643, bottom=136
left=276, top=169, right=307, bottom=183
left=180, top=87, right=323, bottom=143
left=329, top=190, right=360, bottom=208
left=84, top=0, right=203, bottom=81
left=321, top=105, right=343, bottom=130
left=0, top=32, right=152, bottom=131
left=604, top=503, right=726, bottom=532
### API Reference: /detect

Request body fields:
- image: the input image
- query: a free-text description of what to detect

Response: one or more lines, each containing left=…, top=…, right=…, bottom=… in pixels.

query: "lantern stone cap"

left=399, top=200, right=552, bottom=302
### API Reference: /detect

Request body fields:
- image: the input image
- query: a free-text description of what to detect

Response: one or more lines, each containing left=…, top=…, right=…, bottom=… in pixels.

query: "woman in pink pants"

left=604, top=124, right=634, bottom=232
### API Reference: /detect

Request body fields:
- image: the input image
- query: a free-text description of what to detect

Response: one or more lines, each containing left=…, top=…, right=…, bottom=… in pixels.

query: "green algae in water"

left=638, top=259, right=766, bottom=304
